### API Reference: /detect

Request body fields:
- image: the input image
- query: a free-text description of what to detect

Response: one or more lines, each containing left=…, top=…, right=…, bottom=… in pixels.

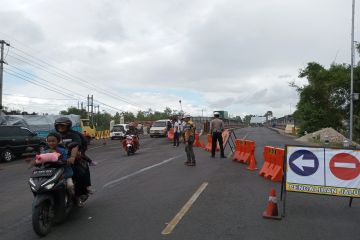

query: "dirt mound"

left=297, top=127, right=348, bottom=144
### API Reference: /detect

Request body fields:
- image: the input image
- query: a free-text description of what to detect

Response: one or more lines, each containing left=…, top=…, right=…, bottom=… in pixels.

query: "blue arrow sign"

left=289, top=150, right=319, bottom=176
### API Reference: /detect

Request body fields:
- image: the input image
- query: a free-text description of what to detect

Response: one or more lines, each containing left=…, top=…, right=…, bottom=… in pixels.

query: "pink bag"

left=35, top=152, right=61, bottom=164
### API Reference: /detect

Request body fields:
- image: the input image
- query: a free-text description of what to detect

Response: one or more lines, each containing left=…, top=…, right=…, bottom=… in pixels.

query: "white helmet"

left=183, top=114, right=191, bottom=119
left=214, top=112, right=220, bottom=116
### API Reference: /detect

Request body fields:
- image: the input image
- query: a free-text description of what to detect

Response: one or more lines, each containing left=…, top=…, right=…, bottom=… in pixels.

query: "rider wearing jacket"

left=125, top=124, right=140, bottom=150
left=54, top=117, right=91, bottom=205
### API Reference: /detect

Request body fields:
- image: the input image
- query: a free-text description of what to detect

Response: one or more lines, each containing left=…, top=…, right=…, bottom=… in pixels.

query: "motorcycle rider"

left=54, top=117, right=91, bottom=206
left=125, top=123, right=140, bottom=150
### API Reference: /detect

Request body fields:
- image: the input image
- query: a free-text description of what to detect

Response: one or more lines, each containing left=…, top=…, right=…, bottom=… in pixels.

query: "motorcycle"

left=122, top=134, right=138, bottom=156
left=29, top=161, right=86, bottom=236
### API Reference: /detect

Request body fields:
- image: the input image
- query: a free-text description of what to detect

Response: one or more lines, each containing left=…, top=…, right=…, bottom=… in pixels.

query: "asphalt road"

left=1, top=127, right=360, bottom=240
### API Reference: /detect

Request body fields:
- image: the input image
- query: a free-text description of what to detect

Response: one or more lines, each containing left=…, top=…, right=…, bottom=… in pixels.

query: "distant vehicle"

left=110, top=124, right=129, bottom=140
left=149, top=119, right=171, bottom=137
left=122, top=134, right=138, bottom=156
left=250, top=116, right=266, bottom=126
left=0, top=126, right=46, bottom=162
left=80, top=119, right=96, bottom=140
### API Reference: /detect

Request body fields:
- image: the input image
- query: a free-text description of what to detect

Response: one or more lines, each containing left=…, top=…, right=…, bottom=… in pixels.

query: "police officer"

left=210, top=112, right=225, bottom=158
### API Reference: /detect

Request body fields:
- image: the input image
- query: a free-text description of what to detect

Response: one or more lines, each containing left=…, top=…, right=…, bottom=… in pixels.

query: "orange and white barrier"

left=232, top=139, right=245, bottom=161
left=204, top=134, right=212, bottom=152
left=193, top=132, right=204, bottom=148
left=259, top=146, right=284, bottom=182
left=168, top=128, right=174, bottom=141
left=232, top=139, right=257, bottom=170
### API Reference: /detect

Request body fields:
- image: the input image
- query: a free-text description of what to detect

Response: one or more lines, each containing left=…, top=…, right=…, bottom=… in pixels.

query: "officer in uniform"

left=210, top=112, right=225, bottom=158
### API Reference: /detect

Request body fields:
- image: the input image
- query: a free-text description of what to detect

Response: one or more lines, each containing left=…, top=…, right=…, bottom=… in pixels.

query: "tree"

left=292, top=62, right=352, bottom=136
left=60, top=107, right=87, bottom=119
left=243, top=115, right=254, bottom=124
left=122, top=111, right=136, bottom=123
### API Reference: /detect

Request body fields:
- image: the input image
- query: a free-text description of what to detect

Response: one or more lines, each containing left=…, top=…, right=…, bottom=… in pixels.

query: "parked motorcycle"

left=122, top=134, right=138, bottom=156
left=28, top=161, right=86, bottom=236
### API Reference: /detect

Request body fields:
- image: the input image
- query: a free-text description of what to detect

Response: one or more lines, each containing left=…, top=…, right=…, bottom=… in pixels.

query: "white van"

left=110, top=124, right=129, bottom=140
left=149, top=119, right=171, bottom=137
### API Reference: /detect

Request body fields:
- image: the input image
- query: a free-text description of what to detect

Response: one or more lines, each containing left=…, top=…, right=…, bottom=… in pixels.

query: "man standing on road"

left=173, top=116, right=181, bottom=147
left=182, top=114, right=196, bottom=166
left=210, top=112, right=225, bottom=158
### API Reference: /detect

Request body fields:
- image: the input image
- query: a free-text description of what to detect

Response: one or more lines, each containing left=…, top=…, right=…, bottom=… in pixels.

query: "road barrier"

left=234, top=140, right=255, bottom=164
left=193, top=133, right=204, bottom=148
left=232, top=139, right=245, bottom=162
left=232, top=139, right=257, bottom=170
left=95, top=130, right=110, bottom=140
left=223, top=129, right=238, bottom=153
left=168, top=128, right=174, bottom=141
left=204, top=134, right=213, bottom=152
left=259, top=146, right=284, bottom=182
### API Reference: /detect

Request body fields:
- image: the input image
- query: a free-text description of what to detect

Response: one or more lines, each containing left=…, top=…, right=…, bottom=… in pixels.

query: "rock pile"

left=296, top=127, right=348, bottom=144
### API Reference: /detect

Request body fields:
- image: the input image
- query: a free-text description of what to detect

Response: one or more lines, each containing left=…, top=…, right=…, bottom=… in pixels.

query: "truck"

left=80, top=119, right=96, bottom=140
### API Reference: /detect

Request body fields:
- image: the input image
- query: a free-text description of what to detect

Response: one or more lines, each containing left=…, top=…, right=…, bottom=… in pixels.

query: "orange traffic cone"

left=262, top=188, right=281, bottom=220
left=247, top=155, right=258, bottom=171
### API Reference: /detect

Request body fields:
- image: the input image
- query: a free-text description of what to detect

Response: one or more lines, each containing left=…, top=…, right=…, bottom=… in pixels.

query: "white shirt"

left=174, top=120, right=181, bottom=133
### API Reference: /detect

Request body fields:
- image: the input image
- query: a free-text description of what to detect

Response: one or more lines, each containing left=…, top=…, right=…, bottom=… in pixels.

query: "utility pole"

left=91, top=95, right=94, bottom=114
left=87, top=95, right=90, bottom=114
left=0, top=40, right=10, bottom=111
left=350, top=0, right=355, bottom=145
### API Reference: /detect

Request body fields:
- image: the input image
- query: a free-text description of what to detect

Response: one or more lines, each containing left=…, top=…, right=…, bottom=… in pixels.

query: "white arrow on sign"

left=293, top=155, right=315, bottom=171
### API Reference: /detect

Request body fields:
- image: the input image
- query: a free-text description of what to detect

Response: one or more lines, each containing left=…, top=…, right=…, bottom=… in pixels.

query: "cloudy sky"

left=0, top=0, right=356, bottom=117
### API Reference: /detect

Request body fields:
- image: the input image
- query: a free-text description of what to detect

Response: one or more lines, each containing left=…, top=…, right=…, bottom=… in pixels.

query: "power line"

left=4, top=68, right=126, bottom=113
left=4, top=70, right=80, bottom=100
left=10, top=46, right=143, bottom=108
left=6, top=64, right=83, bottom=99
left=3, top=93, right=76, bottom=101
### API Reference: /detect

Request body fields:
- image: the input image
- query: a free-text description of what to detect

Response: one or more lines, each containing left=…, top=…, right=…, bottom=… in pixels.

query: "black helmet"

left=54, top=117, right=72, bottom=131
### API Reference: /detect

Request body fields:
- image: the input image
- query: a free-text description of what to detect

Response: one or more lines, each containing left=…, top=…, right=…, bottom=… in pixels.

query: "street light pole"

left=350, top=0, right=355, bottom=144
left=179, top=100, right=182, bottom=112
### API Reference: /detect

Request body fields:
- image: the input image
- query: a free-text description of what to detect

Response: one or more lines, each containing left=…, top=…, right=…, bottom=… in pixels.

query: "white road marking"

left=161, top=182, right=209, bottom=235
left=103, top=155, right=181, bottom=188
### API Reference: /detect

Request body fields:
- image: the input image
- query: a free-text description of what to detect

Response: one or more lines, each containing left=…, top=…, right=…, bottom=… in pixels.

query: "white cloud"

left=0, top=0, right=354, bottom=118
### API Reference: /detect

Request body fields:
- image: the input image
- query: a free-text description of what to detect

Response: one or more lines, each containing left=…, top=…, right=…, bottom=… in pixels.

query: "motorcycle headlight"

left=41, top=170, right=62, bottom=187
left=45, top=183, right=55, bottom=190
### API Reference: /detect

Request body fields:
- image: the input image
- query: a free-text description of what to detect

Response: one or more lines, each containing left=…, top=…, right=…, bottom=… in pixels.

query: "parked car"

left=110, top=124, right=129, bottom=140
left=0, top=126, right=46, bottom=162
left=149, top=119, right=172, bottom=137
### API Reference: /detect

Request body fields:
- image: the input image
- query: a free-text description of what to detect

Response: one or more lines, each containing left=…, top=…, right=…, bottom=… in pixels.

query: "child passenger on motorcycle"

left=45, top=132, right=75, bottom=195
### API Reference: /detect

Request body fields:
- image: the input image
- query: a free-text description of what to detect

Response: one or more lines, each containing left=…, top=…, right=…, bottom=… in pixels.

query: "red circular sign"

left=329, top=153, right=360, bottom=180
